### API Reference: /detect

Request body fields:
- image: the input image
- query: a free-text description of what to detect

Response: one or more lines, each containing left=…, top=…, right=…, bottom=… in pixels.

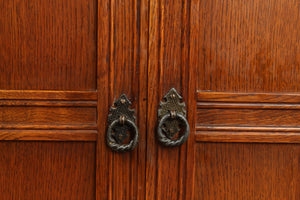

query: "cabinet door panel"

left=0, top=142, right=96, bottom=199
left=0, top=0, right=96, bottom=90
left=191, top=0, right=300, bottom=199
left=0, top=0, right=98, bottom=199
left=196, top=0, right=299, bottom=93
left=194, top=143, right=300, bottom=200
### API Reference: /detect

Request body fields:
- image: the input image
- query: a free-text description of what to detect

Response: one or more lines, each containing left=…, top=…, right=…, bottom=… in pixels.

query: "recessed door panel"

left=0, top=0, right=96, bottom=90
left=0, top=142, right=96, bottom=199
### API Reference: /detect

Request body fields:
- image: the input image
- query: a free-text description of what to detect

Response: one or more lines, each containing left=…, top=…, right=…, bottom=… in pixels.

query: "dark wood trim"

left=0, top=130, right=97, bottom=141
left=195, top=131, right=300, bottom=143
left=197, top=91, right=300, bottom=103
left=0, top=90, right=97, bottom=100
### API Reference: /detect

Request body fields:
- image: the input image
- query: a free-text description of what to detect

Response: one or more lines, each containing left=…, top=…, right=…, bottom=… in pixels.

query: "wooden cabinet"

left=0, top=0, right=299, bottom=199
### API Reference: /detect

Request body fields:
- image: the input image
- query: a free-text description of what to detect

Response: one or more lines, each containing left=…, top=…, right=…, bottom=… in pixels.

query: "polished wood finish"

left=147, top=0, right=193, bottom=199
left=198, top=102, right=300, bottom=110
left=197, top=91, right=300, bottom=143
left=196, top=0, right=299, bottom=92
left=0, top=100, right=97, bottom=107
left=0, top=0, right=98, bottom=198
left=1, top=0, right=299, bottom=199
left=97, top=0, right=148, bottom=199
left=195, top=143, right=300, bottom=200
left=0, top=106, right=96, bottom=127
left=0, top=142, right=96, bottom=199
left=0, top=91, right=97, bottom=140
left=196, top=131, right=300, bottom=143
left=0, top=0, right=96, bottom=90
left=0, top=90, right=97, bottom=100
left=192, top=0, right=299, bottom=199
left=198, top=109, right=300, bottom=126
left=96, top=0, right=110, bottom=199
left=198, top=91, right=300, bottom=103
left=0, top=130, right=97, bottom=141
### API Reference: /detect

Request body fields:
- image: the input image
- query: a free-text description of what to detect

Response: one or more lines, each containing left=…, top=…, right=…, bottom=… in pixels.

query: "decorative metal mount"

left=107, top=94, right=139, bottom=152
left=157, top=88, right=190, bottom=147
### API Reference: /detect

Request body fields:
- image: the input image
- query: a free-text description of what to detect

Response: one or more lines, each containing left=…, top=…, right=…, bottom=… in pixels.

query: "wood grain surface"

left=196, top=0, right=300, bottom=92
left=0, top=0, right=96, bottom=90
left=0, top=90, right=97, bottom=100
left=198, top=109, right=300, bottom=127
left=192, top=0, right=299, bottom=199
left=195, top=142, right=300, bottom=200
left=198, top=91, right=300, bottom=103
left=0, top=130, right=97, bottom=141
left=0, top=141, right=96, bottom=199
left=196, top=92, right=300, bottom=143
left=0, top=1, right=98, bottom=199
left=195, top=131, right=300, bottom=143
left=97, top=0, right=148, bottom=199
left=0, top=100, right=97, bottom=107
left=0, top=0, right=299, bottom=199
left=0, top=106, right=96, bottom=128
left=146, top=0, right=193, bottom=199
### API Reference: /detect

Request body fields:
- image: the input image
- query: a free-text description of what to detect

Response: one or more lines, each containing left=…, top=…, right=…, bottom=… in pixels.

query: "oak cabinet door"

left=99, top=0, right=299, bottom=199
left=1, top=0, right=299, bottom=199
left=190, top=0, right=300, bottom=199
left=0, top=0, right=97, bottom=199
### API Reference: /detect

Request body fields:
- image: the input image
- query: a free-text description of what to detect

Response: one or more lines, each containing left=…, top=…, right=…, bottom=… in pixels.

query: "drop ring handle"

left=158, top=112, right=190, bottom=147
left=107, top=116, right=139, bottom=152
left=106, top=94, right=139, bottom=152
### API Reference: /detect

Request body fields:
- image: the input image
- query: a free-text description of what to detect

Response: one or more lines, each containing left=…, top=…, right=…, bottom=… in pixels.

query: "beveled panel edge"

left=197, top=91, right=300, bottom=103
left=0, top=90, right=97, bottom=100
left=195, top=131, right=300, bottom=143
left=196, top=113, right=300, bottom=143
left=198, top=102, right=300, bottom=110
left=0, top=100, right=97, bottom=107
left=0, top=130, right=97, bottom=141
left=0, top=123, right=97, bottom=130
left=0, top=106, right=97, bottom=126
left=196, top=91, right=300, bottom=143
left=0, top=98, right=97, bottom=141
left=197, top=126, right=300, bottom=132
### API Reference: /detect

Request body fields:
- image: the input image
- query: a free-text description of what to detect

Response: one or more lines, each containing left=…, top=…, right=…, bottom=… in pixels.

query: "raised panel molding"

left=0, top=130, right=97, bottom=141
left=197, top=91, right=300, bottom=143
left=0, top=90, right=97, bottom=100
left=0, top=90, right=97, bottom=141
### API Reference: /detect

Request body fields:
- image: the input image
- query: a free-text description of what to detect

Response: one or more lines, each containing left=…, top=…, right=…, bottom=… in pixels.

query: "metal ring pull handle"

left=158, top=112, right=190, bottom=146
left=107, top=116, right=138, bottom=152
left=106, top=94, right=139, bottom=152
left=157, top=88, right=190, bottom=147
